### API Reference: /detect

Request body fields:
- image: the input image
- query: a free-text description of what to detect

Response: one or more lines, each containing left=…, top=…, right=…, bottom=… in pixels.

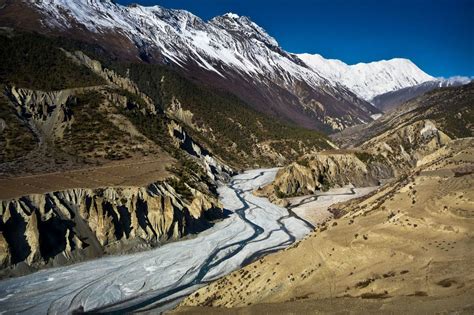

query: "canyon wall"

left=0, top=181, right=223, bottom=276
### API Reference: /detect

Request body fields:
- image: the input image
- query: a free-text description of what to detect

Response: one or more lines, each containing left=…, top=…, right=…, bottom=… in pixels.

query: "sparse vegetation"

left=58, top=91, right=130, bottom=161
left=354, top=151, right=373, bottom=163
left=110, top=62, right=331, bottom=168
left=275, top=187, right=287, bottom=199
left=0, top=32, right=105, bottom=90
left=0, top=94, right=37, bottom=162
left=420, top=84, right=474, bottom=138
left=167, top=177, right=193, bottom=201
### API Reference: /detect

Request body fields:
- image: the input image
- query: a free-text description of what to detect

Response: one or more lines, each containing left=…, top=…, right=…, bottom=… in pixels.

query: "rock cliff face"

left=261, top=119, right=452, bottom=202
left=0, top=181, right=223, bottom=273
left=258, top=153, right=391, bottom=201
left=7, top=86, right=81, bottom=141
left=0, top=48, right=235, bottom=277
left=359, top=119, right=452, bottom=172
left=167, top=120, right=233, bottom=182
left=63, top=49, right=157, bottom=113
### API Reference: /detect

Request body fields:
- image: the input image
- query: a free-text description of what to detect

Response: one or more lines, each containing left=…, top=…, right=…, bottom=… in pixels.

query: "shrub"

left=0, top=32, right=105, bottom=90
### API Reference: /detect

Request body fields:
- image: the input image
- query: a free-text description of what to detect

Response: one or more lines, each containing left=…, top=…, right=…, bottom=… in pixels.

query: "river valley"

left=0, top=169, right=314, bottom=314
left=0, top=168, right=384, bottom=314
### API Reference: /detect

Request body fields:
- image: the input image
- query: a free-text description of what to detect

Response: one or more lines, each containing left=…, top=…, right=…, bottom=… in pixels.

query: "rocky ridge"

left=256, top=153, right=390, bottom=204
left=257, top=84, right=473, bottom=205
left=371, top=78, right=471, bottom=112
left=0, top=46, right=235, bottom=276
left=261, top=118, right=452, bottom=203
left=332, top=83, right=474, bottom=148
left=0, top=181, right=223, bottom=277
left=0, top=0, right=385, bottom=132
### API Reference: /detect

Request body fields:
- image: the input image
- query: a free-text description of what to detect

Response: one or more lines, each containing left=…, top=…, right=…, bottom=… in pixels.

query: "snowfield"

left=298, top=54, right=434, bottom=100
left=0, top=169, right=313, bottom=314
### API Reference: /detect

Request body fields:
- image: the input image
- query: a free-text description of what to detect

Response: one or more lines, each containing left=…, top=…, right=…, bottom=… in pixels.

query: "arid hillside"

left=332, top=83, right=474, bottom=148
left=176, top=138, right=474, bottom=314
left=258, top=83, right=473, bottom=205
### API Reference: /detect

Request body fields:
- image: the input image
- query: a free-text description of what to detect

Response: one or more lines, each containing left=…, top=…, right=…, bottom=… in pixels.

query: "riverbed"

left=0, top=169, right=313, bottom=314
left=287, top=186, right=379, bottom=225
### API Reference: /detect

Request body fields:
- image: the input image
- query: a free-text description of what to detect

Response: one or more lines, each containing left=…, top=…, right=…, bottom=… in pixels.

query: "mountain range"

left=0, top=0, right=473, bottom=313
left=0, top=0, right=455, bottom=132
left=371, top=76, right=472, bottom=111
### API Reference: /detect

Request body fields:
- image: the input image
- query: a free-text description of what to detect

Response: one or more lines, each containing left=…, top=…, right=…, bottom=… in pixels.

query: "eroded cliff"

left=260, top=119, right=451, bottom=202
left=0, top=181, right=223, bottom=276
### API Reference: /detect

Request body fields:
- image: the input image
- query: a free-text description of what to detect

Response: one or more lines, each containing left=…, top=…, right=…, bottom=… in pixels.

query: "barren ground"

left=0, top=154, right=174, bottom=199
left=287, top=186, right=378, bottom=226
left=174, top=139, right=474, bottom=314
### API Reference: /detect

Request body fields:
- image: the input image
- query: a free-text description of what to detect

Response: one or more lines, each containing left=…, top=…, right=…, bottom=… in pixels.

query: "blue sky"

left=117, top=0, right=473, bottom=77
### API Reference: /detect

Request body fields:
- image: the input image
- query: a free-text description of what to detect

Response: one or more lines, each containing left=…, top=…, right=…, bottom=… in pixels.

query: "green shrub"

left=109, top=62, right=331, bottom=168
left=0, top=32, right=105, bottom=90
left=0, top=95, right=37, bottom=162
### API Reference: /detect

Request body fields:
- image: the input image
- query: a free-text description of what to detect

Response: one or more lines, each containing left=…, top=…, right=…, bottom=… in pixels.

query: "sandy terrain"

left=175, top=138, right=474, bottom=313
left=287, top=186, right=378, bottom=226
left=0, top=155, right=174, bottom=200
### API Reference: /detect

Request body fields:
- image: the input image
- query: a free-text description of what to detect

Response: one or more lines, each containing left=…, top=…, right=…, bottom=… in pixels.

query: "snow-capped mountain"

left=27, top=0, right=324, bottom=84
left=298, top=53, right=435, bottom=101
left=0, top=0, right=435, bottom=131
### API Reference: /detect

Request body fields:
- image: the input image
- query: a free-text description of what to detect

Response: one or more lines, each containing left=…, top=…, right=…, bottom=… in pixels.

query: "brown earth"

left=174, top=138, right=474, bottom=314
left=0, top=154, right=174, bottom=200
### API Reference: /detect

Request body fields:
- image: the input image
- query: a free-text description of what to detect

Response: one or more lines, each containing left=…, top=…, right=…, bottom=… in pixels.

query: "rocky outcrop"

left=6, top=86, right=79, bottom=140
left=0, top=233, right=10, bottom=268
left=261, top=119, right=451, bottom=201
left=0, top=181, right=223, bottom=274
left=360, top=119, right=452, bottom=173
left=168, top=120, right=233, bottom=182
left=258, top=153, right=391, bottom=201
left=333, top=83, right=473, bottom=148
left=62, top=49, right=157, bottom=113
left=166, top=96, right=196, bottom=128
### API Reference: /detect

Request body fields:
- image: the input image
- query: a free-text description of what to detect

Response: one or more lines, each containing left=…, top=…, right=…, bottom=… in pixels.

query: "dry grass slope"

left=175, top=138, right=474, bottom=314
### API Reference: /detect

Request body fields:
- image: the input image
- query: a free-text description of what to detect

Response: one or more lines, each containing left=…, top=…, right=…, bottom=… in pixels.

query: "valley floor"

left=287, top=186, right=379, bottom=226
left=0, top=169, right=317, bottom=314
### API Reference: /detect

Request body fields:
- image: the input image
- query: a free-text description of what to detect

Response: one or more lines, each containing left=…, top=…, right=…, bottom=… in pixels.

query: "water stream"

left=0, top=169, right=312, bottom=314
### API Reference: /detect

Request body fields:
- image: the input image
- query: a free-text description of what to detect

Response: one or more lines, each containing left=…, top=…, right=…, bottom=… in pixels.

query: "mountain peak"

left=210, top=14, right=278, bottom=47
left=299, top=53, right=434, bottom=100
left=22, top=0, right=432, bottom=108
left=222, top=12, right=240, bottom=19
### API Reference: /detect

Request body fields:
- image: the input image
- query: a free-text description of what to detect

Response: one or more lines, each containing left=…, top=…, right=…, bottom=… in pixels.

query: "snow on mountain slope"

left=298, top=54, right=435, bottom=101
left=17, top=0, right=381, bottom=132
left=11, top=0, right=433, bottom=103
left=34, top=0, right=314, bottom=81
left=14, top=0, right=451, bottom=131
left=371, top=77, right=472, bottom=112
